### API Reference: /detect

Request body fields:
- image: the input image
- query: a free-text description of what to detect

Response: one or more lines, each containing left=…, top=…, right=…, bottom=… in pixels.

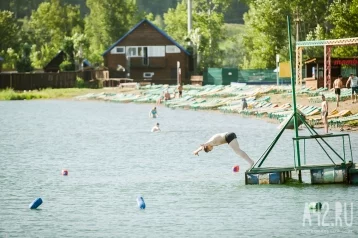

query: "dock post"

left=287, top=16, right=302, bottom=183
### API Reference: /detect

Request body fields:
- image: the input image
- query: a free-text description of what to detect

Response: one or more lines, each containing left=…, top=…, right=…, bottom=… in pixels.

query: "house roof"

left=102, top=19, right=190, bottom=56
left=43, top=50, right=65, bottom=72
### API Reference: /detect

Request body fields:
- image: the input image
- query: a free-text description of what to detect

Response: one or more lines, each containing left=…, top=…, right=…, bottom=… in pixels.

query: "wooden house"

left=43, top=50, right=65, bottom=72
left=102, top=19, right=192, bottom=85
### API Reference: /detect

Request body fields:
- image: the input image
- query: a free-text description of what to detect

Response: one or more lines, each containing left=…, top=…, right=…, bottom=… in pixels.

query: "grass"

left=0, top=88, right=100, bottom=100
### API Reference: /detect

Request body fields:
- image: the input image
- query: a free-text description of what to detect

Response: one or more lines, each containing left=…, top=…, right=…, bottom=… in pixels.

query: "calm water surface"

left=1, top=100, right=358, bottom=238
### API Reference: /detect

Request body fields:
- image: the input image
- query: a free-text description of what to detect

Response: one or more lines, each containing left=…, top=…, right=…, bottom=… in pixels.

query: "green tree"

left=164, top=0, right=230, bottom=73
left=16, top=43, right=33, bottom=72
left=0, top=47, right=19, bottom=70
left=30, top=43, right=58, bottom=69
left=163, top=1, right=187, bottom=44
left=136, top=0, right=180, bottom=16
left=304, top=24, right=326, bottom=59
left=85, top=0, right=139, bottom=65
left=0, top=10, right=19, bottom=52
left=60, top=37, right=75, bottom=71
left=242, top=0, right=289, bottom=69
left=24, top=0, right=83, bottom=49
left=326, top=0, right=358, bottom=57
left=242, top=0, right=330, bottom=69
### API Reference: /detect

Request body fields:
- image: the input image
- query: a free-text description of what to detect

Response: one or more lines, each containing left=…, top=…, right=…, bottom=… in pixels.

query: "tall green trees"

left=0, top=10, right=19, bottom=52
left=242, top=0, right=289, bottom=69
left=242, top=0, right=331, bottom=69
left=326, top=0, right=358, bottom=56
left=24, top=0, right=83, bottom=49
left=21, top=0, right=84, bottom=68
left=85, top=0, right=139, bottom=64
left=164, top=0, right=230, bottom=72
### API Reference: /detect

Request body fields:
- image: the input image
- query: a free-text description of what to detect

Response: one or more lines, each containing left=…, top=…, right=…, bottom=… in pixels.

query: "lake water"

left=0, top=100, right=358, bottom=238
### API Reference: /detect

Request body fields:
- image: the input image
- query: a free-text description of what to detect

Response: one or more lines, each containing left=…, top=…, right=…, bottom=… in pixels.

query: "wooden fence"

left=0, top=71, right=109, bottom=90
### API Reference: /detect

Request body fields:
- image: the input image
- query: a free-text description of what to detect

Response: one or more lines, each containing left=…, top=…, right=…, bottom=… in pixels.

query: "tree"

left=163, top=1, right=187, bottom=45
left=21, top=0, right=84, bottom=68
left=60, top=37, right=75, bottom=71
left=85, top=0, right=139, bottom=65
left=242, top=0, right=330, bottom=69
left=164, top=0, right=230, bottom=73
left=0, top=47, right=19, bottom=70
left=136, top=0, right=180, bottom=16
left=0, top=10, right=19, bottom=52
left=24, top=0, right=84, bottom=49
left=242, top=0, right=290, bottom=69
left=304, top=24, right=326, bottom=59
left=326, top=0, right=358, bottom=57
left=30, top=43, right=58, bottom=69
left=16, top=43, right=33, bottom=72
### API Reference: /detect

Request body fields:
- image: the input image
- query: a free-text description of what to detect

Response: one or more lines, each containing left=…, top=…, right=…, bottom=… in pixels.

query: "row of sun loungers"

left=74, top=84, right=358, bottom=127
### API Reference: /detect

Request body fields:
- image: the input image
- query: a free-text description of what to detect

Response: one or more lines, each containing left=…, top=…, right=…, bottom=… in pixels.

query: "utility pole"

left=294, top=7, right=302, bottom=86
left=187, top=0, right=192, bottom=34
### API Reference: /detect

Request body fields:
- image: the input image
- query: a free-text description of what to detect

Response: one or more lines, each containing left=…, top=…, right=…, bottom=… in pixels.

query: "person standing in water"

left=149, top=107, right=158, bottom=118
left=151, top=123, right=160, bottom=132
left=193, top=132, right=255, bottom=169
left=321, top=94, right=329, bottom=134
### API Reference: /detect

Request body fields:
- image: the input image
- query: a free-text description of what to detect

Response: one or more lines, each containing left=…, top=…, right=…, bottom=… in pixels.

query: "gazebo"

left=296, top=37, right=358, bottom=89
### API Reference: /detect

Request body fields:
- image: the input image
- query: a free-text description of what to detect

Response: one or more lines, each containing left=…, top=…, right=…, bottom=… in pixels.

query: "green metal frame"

left=249, top=16, right=353, bottom=183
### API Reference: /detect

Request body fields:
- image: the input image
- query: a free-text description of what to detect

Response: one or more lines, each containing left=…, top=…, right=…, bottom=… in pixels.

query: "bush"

left=75, top=77, right=85, bottom=88
left=15, top=57, right=34, bottom=72
left=15, top=43, right=34, bottom=72
left=60, top=60, right=75, bottom=72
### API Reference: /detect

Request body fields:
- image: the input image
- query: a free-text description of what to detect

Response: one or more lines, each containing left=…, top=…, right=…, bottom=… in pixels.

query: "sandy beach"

left=74, top=85, right=358, bottom=133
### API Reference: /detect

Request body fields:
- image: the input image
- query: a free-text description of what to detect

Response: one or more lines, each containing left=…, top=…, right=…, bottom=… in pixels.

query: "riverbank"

left=2, top=84, right=357, bottom=132
left=73, top=84, right=358, bottom=132
left=0, top=88, right=136, bottom=100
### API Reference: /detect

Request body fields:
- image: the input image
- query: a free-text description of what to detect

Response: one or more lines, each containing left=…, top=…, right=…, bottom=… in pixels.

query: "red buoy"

left=62, top=169, right=68, bottom=176
left=232, top=165, right=240, bottom=173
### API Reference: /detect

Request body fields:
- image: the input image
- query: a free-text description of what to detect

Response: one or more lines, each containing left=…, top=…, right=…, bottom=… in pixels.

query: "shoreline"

left=74, top=85, right=358, bottom=133
left=2, top=85, right=358, bottom=133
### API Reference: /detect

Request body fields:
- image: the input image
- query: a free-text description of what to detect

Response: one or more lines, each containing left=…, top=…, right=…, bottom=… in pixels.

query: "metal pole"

left=287, top=15, right=302, bottom=182
left=187, top=0, right=192, bottom=34
left=276, top=54, right=279, bottom=85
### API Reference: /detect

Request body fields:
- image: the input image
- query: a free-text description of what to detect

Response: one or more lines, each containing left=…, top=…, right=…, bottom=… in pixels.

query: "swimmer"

left=149, top=107, right=158, bottom=118
left=151, top=123, right=160, bottom=132
left=193, top=132, right=254, bottom=169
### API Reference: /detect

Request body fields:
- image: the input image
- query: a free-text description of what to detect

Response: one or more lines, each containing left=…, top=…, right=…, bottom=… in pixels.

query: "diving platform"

left=246, top=162, right=354, bottom=185
left=245, top=16, right=356, bottom=186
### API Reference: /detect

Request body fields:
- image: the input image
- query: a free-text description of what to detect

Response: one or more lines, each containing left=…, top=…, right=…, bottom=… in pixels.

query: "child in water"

left=149, top=107, right=158, bottom=118
left=151, top=123, right=160, bottom=132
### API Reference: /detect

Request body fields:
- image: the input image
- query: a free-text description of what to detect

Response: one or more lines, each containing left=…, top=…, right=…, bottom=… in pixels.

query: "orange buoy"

left=232, top=165, right=240, bottom=173
left=62, top=169, right=68, bottom=176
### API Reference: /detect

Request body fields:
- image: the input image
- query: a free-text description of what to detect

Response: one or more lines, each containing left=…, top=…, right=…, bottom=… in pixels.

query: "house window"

left=148, top=46, right=165, bottom=57
left=138, top=47, right=143, bottom=57
left=111, top=46, right=125, bottom=54
left=127, top=47, right=137, bottom=57
left=143, top=72, right=154, bottom=78
left=116, top=47, right=125, bottom=53
left=143, top=47, right=149, bottom=66
left=166, top=45, right=181, bottom=53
